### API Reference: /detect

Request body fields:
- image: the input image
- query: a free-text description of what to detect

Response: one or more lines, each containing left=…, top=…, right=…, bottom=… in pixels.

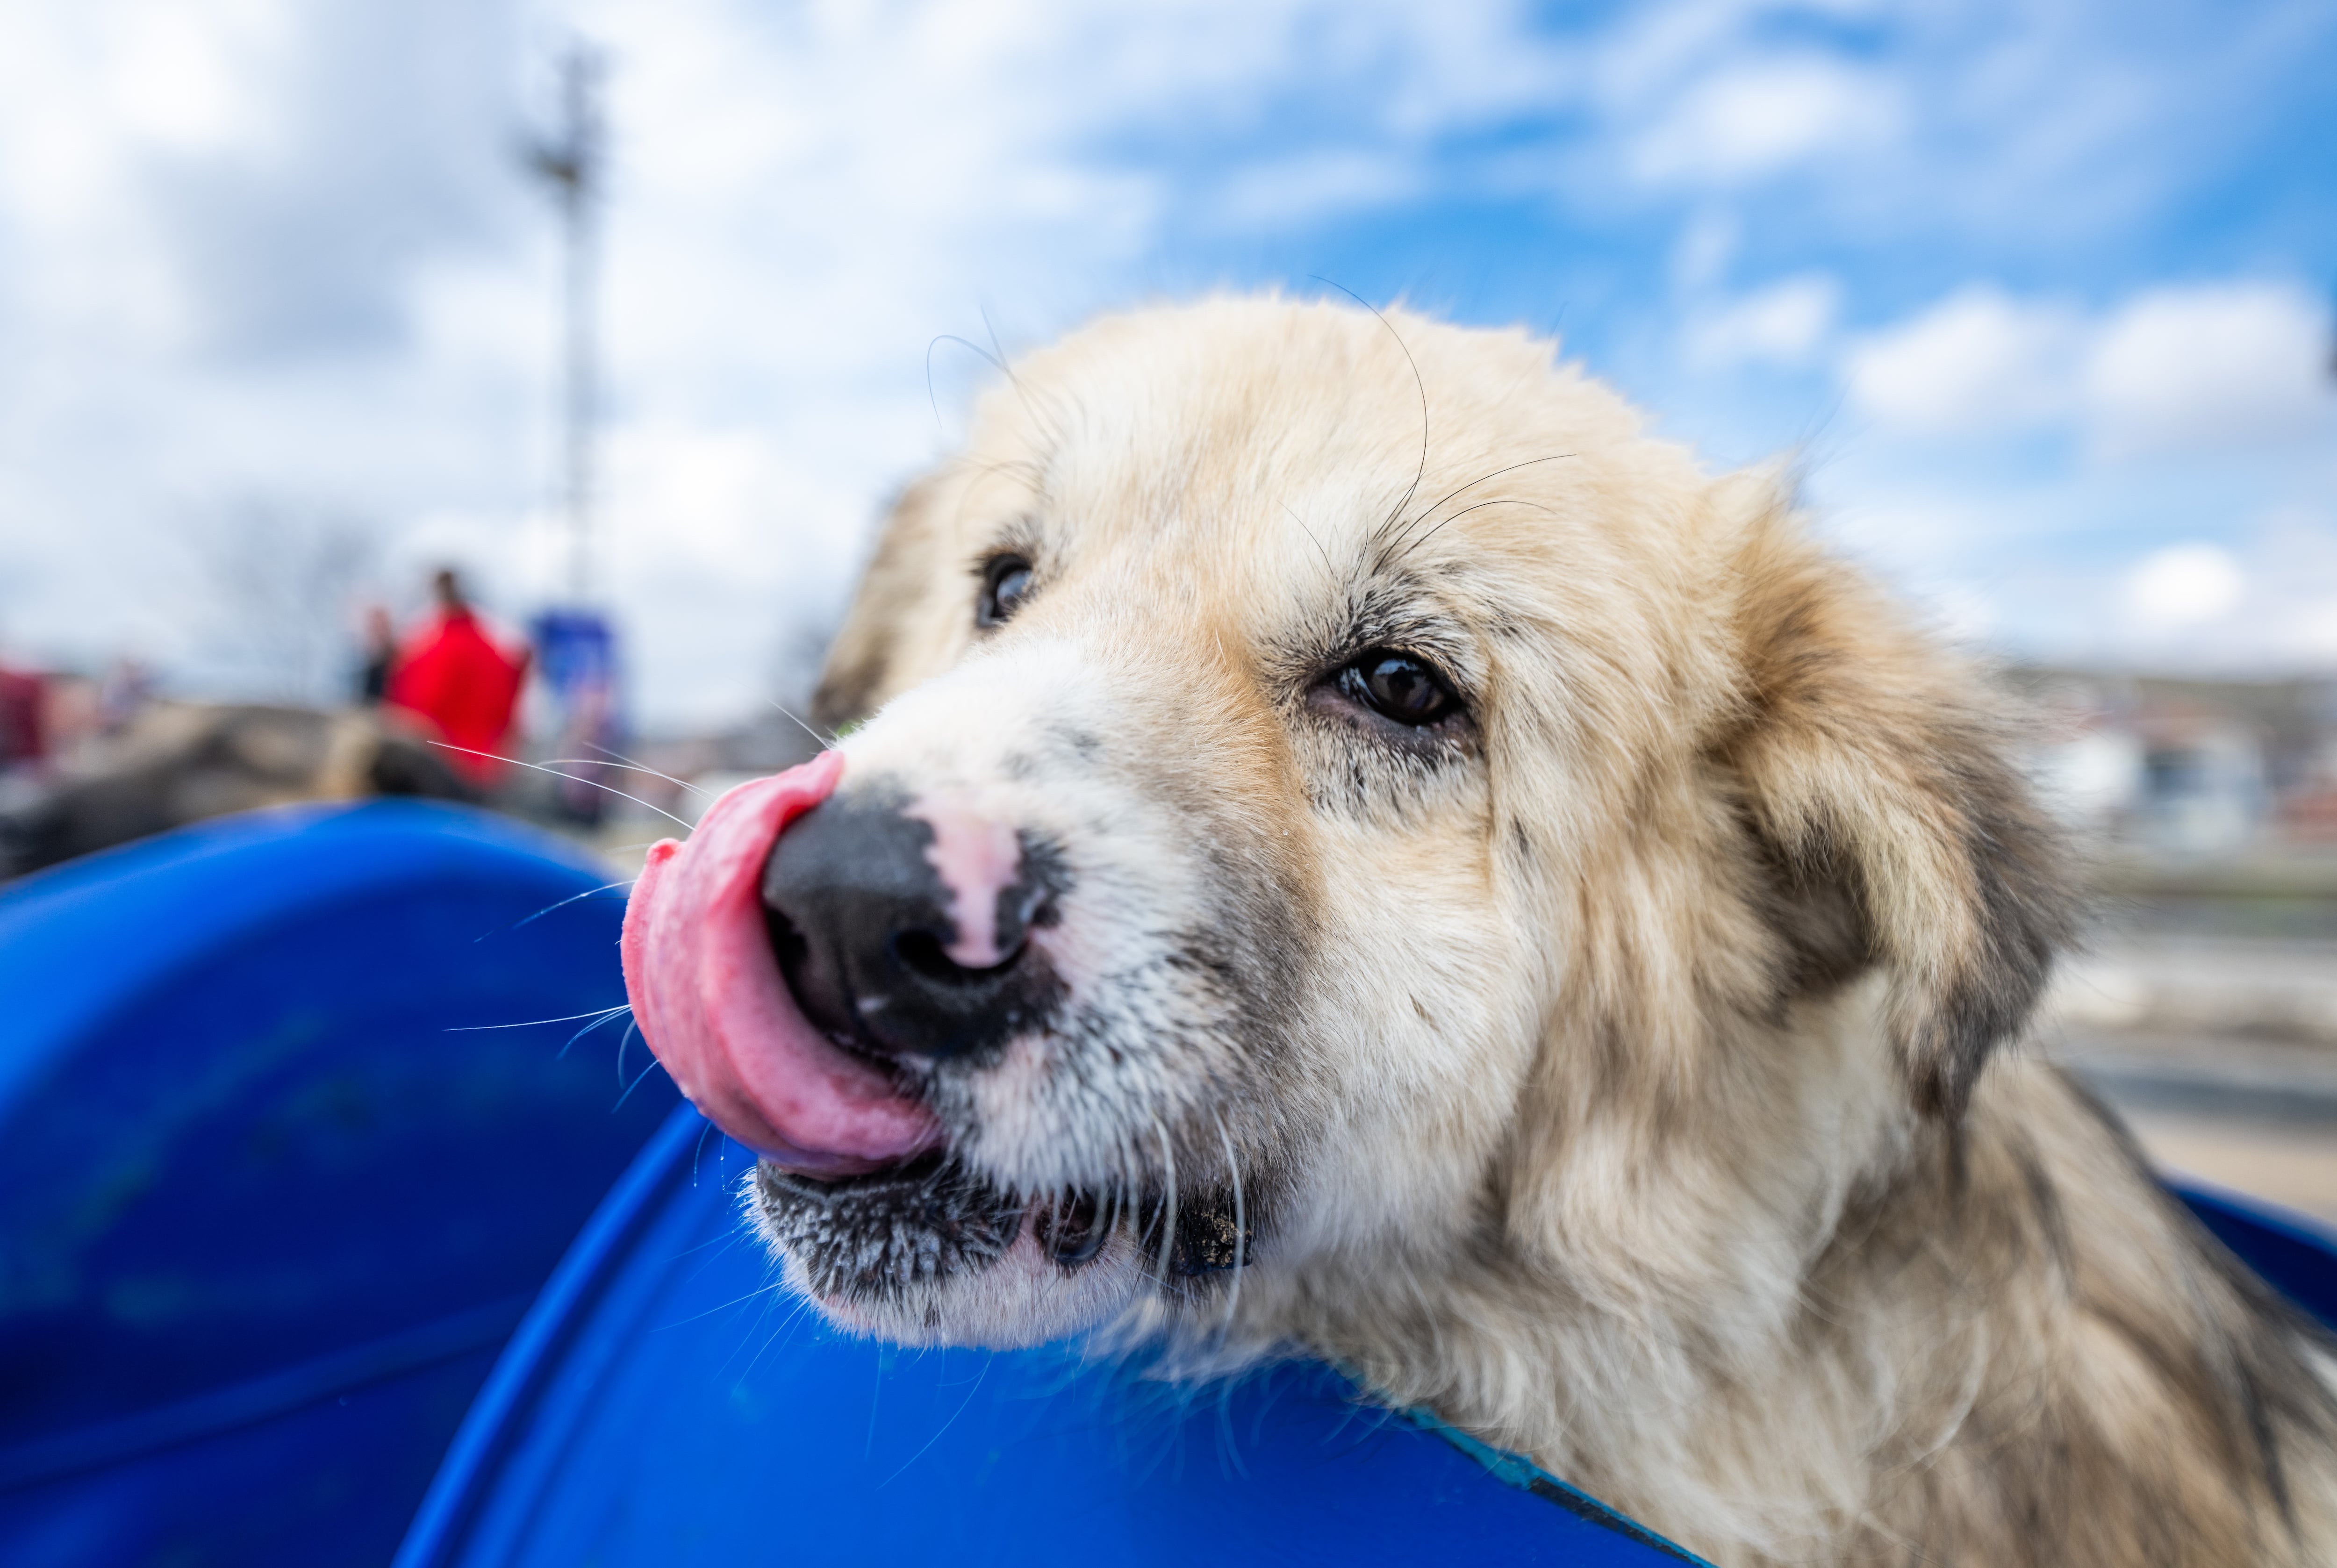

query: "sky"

left=0, top=0, right=2331, bottom=728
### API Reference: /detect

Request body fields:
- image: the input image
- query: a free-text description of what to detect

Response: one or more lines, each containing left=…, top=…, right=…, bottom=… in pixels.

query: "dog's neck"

left=1221, top=997, right=2337, bottom=1568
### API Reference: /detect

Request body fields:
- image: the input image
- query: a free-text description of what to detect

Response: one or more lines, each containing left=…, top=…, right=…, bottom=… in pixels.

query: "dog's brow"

left=1369, top=452, right=1577, bottom=572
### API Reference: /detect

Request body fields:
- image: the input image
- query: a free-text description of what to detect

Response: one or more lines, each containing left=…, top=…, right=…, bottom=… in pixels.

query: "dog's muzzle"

left=622, top=753, right=1062, bottom=1172
left=761, top=788, right=1065, bottom=1065
left=622, top=753, right=941, bottom=1175
left=624, top=754, right=1250, bottom=1295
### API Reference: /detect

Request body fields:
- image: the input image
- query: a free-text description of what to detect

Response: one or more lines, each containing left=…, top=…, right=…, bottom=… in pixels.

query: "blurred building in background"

left=2027, top=670, right=2337, bottom=858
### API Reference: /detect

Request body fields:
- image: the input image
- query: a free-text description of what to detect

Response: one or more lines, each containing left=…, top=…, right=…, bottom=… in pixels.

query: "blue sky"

left=0, top=0, right=2331, bottom=725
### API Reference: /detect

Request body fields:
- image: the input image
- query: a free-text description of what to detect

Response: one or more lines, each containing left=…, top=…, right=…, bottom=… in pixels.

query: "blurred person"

left=385, top=569, right=529, bottom=788
left=96, top=656, right=155, bottom=733
left=529, top=607, right=624, bottom=826
left=0, top=663, right=45, bottom=775
left=355, top=605, right=396, bottom=705
left=38, top=673, right=102, bottom=771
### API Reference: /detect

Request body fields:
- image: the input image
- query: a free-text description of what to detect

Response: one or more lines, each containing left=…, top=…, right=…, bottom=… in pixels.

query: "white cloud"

left=2081, top=280, right=2332, bottom=459
left=2125, top=542, right=2245, bottom=629
left=1667, top=207, right=1740, bottom=292
left=1841, top=276, right=2336, bottom=465
left=1, top=0, right=2332, bottom=716
left=1210, top=150, right=1419, bottom=232
left=1684, top=272, right=1840, bottom=370
left=0, top=0, right=1566, bottom=726
left=1632, top=55, right=1903, bottom=185
left=1843, top=285, right=2081, bottom=435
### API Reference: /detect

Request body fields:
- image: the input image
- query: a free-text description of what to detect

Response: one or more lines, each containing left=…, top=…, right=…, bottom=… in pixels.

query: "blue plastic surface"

left=395, top=1106, right=2337, bottom=1568
left=395, top=1105, right=1710, bottom=1568
left=0, top=801, right=678, bottom=1567
left=2172, top=1180, right=2337, bottom=1331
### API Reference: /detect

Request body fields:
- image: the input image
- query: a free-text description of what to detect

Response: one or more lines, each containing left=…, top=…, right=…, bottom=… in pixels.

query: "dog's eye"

left=977, top=555, right=1034, bottom=628
left=1336, top=649, right=1461, bottom=726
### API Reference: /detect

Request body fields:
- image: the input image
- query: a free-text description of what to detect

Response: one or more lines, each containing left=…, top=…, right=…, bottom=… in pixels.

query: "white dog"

left=624, top=296, right=2337, bottom=1567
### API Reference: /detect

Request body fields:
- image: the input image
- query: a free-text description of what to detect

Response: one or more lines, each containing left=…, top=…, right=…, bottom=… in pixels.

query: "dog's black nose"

left=761, top=795, right=1063, bottom=1061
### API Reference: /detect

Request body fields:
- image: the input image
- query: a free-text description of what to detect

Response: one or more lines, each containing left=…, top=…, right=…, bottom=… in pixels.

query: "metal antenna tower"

left=527, top=43, right=604, bottom=604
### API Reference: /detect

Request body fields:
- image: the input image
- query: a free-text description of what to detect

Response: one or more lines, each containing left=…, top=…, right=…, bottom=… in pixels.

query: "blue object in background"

left=0, top=802, right=676, bottom=1568
left=396, top=1104, right=1712, bottom=1568
left=529, top=608, right=625, bottom=825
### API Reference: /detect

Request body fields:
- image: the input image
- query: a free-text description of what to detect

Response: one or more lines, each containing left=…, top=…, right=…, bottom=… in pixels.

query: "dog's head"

left=626, top=296, right=2069, bottom=1351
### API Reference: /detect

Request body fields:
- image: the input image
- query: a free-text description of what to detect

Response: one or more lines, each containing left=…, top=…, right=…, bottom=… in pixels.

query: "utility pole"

left=527, top=43, right=603, bottom=605
left=522, top=42, right=624, bottom=827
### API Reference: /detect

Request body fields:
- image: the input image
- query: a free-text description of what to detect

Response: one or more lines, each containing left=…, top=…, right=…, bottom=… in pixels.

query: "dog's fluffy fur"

left=769, top=296, right=2337, bottom=1565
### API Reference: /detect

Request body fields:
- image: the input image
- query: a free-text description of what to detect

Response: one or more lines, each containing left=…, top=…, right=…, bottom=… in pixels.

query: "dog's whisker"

left=581, top=739, right=713, bottom=798
left=929, top=328, right=1071, bottom=458
left=423, top=742, right=695, bottom=828
left=1393, top=453, right=1577, bottom=547
left=558, top=1005, right=633, bottom=1059
left=1212, top=1108, right=1246, bottom=1336
left=980, top=305, right=1074, bottom=455
left=612, top=1016, right=639, bottom=1088
left=1280, top=500, right=1339, bottom=581
left=1398, top=495, right=1560, bottom=558
left=1310, top=276, right=1429, bottom=550
left=446, top=1003, right=629, bottom=1032
left=1150, top=1114, right=1179, bottom=1287
left=612, top=1044, right=664, bottom=1110
left=472, top=878, right=635, bottom=943
left=765, top=698, right=839, bottom=752
left=875, top=1356, right=991, bottom=1489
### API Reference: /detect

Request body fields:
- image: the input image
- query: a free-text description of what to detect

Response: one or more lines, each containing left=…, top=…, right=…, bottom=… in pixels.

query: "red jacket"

left=0, top=668, right=43, bottom=766
left=386, top=610, right=529, bottom=785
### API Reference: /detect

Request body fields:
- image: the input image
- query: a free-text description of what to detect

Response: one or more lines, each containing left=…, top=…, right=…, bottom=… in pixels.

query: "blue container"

left=395, top=1106, right=1710, bottom=1568
left=2175, top=1180, right=2337, bottom=1328
left=0, top=802, right=677, bottom=1567
left=395, top=1104, right=2337, bottom=1568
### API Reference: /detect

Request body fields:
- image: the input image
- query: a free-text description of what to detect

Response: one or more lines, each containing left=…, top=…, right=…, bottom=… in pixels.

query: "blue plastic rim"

left=0, top=801, right=678, bottom=1568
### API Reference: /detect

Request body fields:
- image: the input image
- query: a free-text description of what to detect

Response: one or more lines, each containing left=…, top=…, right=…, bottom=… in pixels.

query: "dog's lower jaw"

left=769, top=1221, right=1153, bottom=1350
left=750, top=1162, right=1245, bottom=1350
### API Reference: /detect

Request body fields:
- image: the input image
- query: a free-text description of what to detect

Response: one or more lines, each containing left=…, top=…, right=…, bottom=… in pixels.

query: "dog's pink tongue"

left=622, top=751, right=941, bottom=1174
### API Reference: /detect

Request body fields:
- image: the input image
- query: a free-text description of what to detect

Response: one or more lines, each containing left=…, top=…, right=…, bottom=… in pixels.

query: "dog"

left=623, top=295, right=2337, bottom=1566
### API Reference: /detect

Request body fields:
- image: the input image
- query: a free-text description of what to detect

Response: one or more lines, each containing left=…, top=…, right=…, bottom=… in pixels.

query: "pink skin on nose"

left=906, top=802, right=1023, bottom=968
left=621, top=750, right=942, bottom=1174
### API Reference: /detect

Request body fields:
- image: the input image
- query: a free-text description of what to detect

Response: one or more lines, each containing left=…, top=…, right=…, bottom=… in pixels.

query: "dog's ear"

left=1719, top=494, right=2072, bottom=1122
left=812, top=476, right=946, bottom=730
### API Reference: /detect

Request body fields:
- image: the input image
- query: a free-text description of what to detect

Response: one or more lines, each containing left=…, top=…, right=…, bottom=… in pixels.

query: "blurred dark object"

left=0, top=703, right=475, bottom=879
left=529, top=608, right=624, bottom=825
left=358, top=605, right=397, bottom=705
left=385, top=572, right=530, bottom=788
left=0, top=798, right=673, bottom=1566
left=0, top=666, right=45, bottom=769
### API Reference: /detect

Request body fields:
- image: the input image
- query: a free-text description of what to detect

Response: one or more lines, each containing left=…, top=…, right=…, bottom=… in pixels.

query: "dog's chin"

left=750, top=1158, right=1147, bottom=1349
left=791, top=1229, right=1148, bottom=1348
